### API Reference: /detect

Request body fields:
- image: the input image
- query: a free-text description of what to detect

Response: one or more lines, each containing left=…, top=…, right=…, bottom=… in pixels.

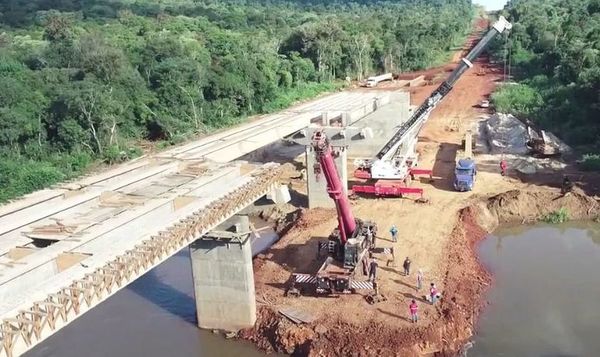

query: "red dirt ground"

left=239, top=17, right=600, bottom=357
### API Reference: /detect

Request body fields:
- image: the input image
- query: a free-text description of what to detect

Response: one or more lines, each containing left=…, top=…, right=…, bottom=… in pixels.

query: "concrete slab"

left=348, top=91, right=411, bottom=159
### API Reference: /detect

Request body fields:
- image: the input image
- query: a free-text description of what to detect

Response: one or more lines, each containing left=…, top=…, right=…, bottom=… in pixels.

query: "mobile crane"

left=353, top=17, right=512, bottom=197
left=288, top=131, right=388, bottom=296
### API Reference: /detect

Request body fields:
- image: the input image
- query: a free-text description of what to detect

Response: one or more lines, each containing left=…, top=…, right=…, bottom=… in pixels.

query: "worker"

left=367, top=228, right=375, bottom=248
left=416, top=269, right=423, bottom=291
left=500, top=159, right=507, bottom=176
left=409, top=300, right=419, bottom=323
left=403, top=257, right=411, bottom=276
left=430, top=283, right=438, bottom=305
left=369, top=256, right=378, bottom=282
left=372, top=232, right=378, bottom=248
left=390, top=225, right=398, bottom=243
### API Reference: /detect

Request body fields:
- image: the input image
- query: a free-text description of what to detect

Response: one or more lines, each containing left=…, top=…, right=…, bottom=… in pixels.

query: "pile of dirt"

left=476, top=189, right=599, bottom=229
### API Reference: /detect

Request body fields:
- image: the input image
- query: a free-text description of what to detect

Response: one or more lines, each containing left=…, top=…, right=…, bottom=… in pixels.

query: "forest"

left=0, top=0, right=473, bottom=201
left=490, top=0, right=600, bottom=169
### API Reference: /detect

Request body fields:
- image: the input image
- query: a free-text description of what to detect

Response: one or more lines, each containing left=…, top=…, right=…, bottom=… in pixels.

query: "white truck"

left=364, top=73, right=393, bottom=87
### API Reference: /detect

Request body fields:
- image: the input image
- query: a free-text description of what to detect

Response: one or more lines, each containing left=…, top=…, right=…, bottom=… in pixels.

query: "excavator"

left=287, top=131, right=390, bottom=296
left=353, top=16, right=513, bottom=198
left=526, top=126, right=561, bottom=157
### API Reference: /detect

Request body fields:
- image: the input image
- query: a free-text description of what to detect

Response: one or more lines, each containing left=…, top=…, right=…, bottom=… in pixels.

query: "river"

left=24, top=220, right=279, bottom=357
left=469, top=222, right=600, bottom=356
left=25, top=220, right=600, bottom=356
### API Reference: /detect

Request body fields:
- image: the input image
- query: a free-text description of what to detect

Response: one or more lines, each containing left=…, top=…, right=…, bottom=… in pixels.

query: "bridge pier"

left=289, top=116, right=372, bottom=208
left=189, top=215, right=256, bottom=331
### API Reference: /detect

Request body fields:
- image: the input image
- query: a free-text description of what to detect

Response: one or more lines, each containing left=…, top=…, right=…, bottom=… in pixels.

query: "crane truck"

left=288, top=131, right=391, bottom=296
left=353, top=17, right=512, bottom=198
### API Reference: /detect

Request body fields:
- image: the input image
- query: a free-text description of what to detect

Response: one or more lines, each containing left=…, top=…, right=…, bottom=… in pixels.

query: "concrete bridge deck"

left=0, top=89, right=396, bottom=356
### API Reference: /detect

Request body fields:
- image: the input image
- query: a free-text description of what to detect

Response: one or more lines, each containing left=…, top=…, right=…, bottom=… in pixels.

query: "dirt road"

left=241, top=20, right=600, bottom=356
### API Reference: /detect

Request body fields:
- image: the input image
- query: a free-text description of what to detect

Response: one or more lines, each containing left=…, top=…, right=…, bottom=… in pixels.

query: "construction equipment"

left=365, top=282, right=388, bottom=304
left=454, top=131, right=477, bottom=191
left=561, top=175, right=574, bottom=195
left=288, top=131, right=391, bottom=296
left=363, top=73, right=393, bottom=87
left=353, top=17, right=512, bottom=198
left=526, top=126, right=560, bottom=157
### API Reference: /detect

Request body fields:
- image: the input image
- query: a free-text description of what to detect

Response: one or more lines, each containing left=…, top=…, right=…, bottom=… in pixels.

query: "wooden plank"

left=55, top=252, right=91, bottom=273
left=278, top=307, right=316, bottom=324
left=172, top=196, right=197, bottom=211
left=6, top=247, right=37, bottom=261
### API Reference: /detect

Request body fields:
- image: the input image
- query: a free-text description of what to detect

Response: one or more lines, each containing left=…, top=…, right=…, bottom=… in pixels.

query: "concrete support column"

left=189, top=216, right=256, bottom=331
left=306, top=146, right=348, bottom=209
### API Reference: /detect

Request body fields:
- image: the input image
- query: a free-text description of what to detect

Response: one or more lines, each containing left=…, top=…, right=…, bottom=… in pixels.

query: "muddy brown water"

left=25, top=224, right=280, bottom=357
left=468, top=222, right=600, bottom=356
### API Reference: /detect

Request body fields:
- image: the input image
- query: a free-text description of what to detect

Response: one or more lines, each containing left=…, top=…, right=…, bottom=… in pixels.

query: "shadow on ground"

left=431, top=142, right=460, bottom=191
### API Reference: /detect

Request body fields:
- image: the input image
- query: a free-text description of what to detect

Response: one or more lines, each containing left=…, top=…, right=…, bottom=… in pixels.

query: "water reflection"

left=470, top=222, right=600, bottom=356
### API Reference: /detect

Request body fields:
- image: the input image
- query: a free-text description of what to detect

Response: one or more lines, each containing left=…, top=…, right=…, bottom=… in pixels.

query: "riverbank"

left=240, top=189, right=599, bottom=356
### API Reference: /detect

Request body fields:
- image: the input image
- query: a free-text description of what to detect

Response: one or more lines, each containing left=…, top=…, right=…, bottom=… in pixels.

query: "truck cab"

left=454, top=158, right=476, bottom=191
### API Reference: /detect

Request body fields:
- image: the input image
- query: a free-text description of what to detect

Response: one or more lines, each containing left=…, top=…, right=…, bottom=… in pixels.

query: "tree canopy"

left=0, top=0, right=473, bottom=201
left=491, top=0, right=600, bottom=161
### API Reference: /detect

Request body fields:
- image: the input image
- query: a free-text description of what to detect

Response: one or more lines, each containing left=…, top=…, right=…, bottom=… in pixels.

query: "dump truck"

left=454, top=131, right=477, bottom=191
left=364, top=73, right=393, bottom=87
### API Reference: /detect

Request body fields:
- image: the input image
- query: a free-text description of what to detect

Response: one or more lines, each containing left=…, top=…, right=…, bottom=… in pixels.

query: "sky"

left=472, top=0, right=508, bottom=11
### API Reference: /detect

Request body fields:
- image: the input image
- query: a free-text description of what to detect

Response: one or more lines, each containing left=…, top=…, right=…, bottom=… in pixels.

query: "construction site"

left=1, top=16, right=600, bottom=357
left=236, top=18, right=600, bottom=356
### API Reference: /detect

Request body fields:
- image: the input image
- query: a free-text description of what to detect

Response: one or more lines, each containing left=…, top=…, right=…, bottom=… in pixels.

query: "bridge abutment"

left=189, top=215, right=256, bottom=331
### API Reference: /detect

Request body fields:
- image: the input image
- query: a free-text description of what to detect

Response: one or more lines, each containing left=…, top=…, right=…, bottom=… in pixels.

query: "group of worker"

left=408, top=281, right=438, bottom=324
left=404, top=262, right=439, bottom=324
left=364, top=226, right=440, bottom=324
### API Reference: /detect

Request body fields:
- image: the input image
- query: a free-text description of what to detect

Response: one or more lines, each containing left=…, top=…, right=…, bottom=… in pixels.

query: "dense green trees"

left=491, top=0, right=600, bottom=161
left=0, top=0, right=473, bottom=201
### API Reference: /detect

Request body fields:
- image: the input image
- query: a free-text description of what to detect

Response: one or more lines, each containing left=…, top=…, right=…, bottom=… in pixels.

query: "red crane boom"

left=312, top=131, right=356, bottom=244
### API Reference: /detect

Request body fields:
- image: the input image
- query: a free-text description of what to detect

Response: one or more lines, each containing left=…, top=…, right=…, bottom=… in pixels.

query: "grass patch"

left=542, top=208, right=569, bottom=224
left=0, top=152, right=93, bottom=203
left=580, top=154, right=600, bottom=171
